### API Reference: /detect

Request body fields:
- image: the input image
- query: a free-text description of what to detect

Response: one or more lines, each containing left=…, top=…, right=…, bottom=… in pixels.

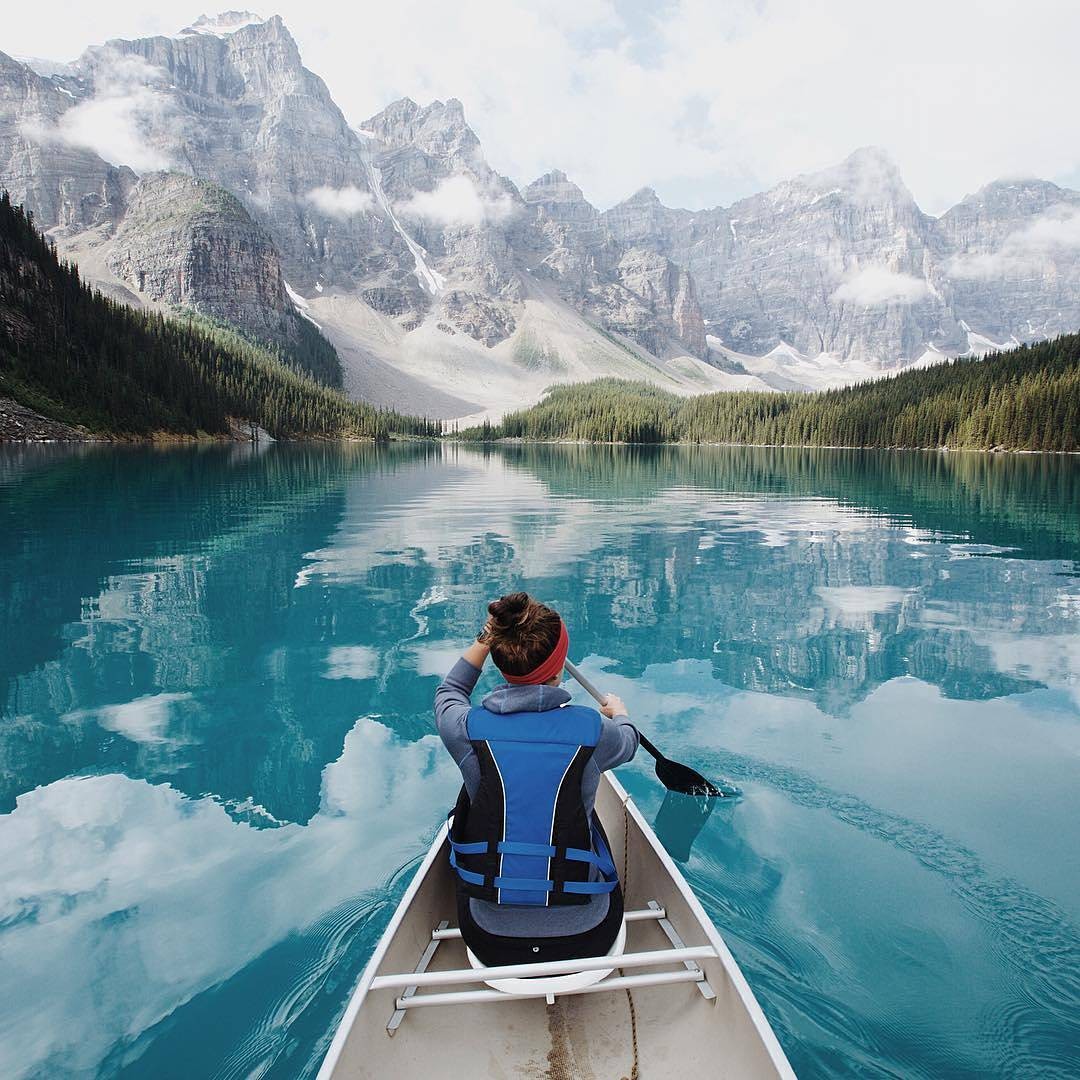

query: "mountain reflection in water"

left=1, top=443, right=1077, bottom=1079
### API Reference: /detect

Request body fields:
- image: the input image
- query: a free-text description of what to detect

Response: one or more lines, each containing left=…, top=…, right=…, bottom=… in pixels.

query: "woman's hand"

left=462, top=621, right=492, bottom=669
left=600, top=693, right=628, bottom=719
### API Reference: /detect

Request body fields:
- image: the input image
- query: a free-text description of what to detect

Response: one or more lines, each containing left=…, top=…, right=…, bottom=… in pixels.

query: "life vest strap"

left=448, top=846, right=486, bottom=887
left=448, top=820, right=618, bottom=897
left=449, top=836, right=616, bottom=868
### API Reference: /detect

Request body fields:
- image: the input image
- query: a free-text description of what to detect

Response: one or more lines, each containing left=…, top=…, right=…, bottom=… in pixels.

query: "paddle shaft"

left=564, top=659, right=661, bottom=762
left=563, top=659, right=605, bottom=706
left=563, top=658, right=728, bottom=798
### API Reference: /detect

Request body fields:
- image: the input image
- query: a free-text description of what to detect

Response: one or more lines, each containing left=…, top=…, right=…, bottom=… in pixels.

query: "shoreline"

left=0, top=397, right=407, bottom=446
left=448, top=437, right=1080, bottom=456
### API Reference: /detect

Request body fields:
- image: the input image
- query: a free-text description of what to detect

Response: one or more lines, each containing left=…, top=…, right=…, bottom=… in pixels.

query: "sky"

left=5, top=0, right=1080, bottom=214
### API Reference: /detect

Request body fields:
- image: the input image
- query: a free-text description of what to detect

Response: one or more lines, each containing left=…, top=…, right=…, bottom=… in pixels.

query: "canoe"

left=318, top=771, right=796, bottom=1079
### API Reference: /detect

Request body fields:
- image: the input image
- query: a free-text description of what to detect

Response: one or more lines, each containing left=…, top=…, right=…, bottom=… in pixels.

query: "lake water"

left=1, top=443, right=1079, bottom=1079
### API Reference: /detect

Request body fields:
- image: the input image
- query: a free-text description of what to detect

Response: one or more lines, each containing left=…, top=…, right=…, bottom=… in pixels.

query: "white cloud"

left=304, top=184, right=374, bottom=217
left=4, top=1, right=1080, bottom=213
left=949, top=204, right=1080, bottom=279
left=20, top=50, right=174, bottom=172
left=395, top=174, right=516, bottom=227
left=831, top=266, right=930, bottom=306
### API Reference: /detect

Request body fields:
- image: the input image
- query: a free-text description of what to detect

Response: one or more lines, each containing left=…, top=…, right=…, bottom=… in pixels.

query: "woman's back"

left=433, top=592, right=637, bottom=963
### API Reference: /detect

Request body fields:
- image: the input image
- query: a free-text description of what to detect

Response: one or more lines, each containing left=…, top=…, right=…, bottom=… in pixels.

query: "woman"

left=434, top=592, right=639, bottom=966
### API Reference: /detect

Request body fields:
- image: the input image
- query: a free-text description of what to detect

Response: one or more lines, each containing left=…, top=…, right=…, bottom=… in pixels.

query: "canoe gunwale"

left=316, top=821, right=450, bottom=1079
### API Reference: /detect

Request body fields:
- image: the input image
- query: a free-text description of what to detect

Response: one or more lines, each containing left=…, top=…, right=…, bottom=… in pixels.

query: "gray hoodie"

left=434, top=656, right=638, bottom=937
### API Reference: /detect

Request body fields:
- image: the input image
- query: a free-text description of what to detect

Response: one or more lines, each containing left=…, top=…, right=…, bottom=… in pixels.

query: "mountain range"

left=2, top=11, right=1079, bottom=420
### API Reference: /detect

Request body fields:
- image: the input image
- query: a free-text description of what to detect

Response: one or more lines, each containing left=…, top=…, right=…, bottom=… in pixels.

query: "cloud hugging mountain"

left=2, top=13, right=1078, bottom=420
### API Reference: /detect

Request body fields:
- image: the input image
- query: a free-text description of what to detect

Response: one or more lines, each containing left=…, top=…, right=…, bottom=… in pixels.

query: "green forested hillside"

left=471, top=336, right=1080, bottom=450
left=0, top=194, right=438, bottom=440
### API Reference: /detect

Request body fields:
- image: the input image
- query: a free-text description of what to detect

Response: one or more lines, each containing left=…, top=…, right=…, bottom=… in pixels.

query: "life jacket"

left=448, top=703, right=618, bottom=907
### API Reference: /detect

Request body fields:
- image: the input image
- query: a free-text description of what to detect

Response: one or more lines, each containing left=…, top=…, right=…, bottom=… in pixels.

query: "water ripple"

left=702, top=747, right=1080, bottom=1076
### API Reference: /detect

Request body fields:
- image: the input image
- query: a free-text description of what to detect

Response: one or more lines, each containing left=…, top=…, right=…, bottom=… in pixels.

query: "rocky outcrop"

left=107, top=172, right=294, bottom=338
left=437, top=290, right=516, bottom=346
left=0, top=396, right=92, bottom=441
left=671, top=268, right=706, bottom=356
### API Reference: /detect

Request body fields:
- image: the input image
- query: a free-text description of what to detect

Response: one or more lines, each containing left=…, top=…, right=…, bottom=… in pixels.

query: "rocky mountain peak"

left=755, top=145, right=913, bottom=213
left=178, top=11, right=266, bottom=37
left=523, top=171, right=596, bottom=221
left=0, top=51, right=27, bottom=76
left=5, top=16, right=1079, bottom=415
left=950, top=177, right=1072, bottom=216
left=843, top=144, right=899, bottom=172
left=363, top=96, right=481, bottom=165
left=832, top=145, right=911, bottom=203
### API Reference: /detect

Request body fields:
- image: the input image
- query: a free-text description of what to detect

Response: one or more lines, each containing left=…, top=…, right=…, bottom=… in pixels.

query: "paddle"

left=563, top=659, right=737, bottom=799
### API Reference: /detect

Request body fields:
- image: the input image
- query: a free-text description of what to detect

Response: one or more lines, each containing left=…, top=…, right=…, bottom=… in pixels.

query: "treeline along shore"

left=463, top=337, right=1080, bottom=452
left=0, top=194, right=439, bottom=442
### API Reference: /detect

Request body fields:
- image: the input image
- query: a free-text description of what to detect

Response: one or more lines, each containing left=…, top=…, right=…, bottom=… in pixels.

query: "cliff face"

left=80, top=16, right=395, bottom=291
left=934, top=179, right=1080, bottom=344
left=599, top=153, right=1080, bottom=367
left=107, top=173, right=294, bottom=340
left=522, top=171, right=708, bottom=358
left=0, top=51, right=134, bottom=230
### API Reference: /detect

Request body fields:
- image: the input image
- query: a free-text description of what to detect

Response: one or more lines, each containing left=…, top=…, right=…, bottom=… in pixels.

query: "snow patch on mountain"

left=358, top=142, right=444, bottom=295
left=708, top=338, right=952, bottom=392
left=178, top=12, right=265, bottom=38
left=284, top=280, right=322, bottom=329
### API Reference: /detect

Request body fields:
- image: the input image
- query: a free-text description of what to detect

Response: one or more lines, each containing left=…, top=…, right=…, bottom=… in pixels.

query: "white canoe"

left=318, top=772, right=796, bottom=1079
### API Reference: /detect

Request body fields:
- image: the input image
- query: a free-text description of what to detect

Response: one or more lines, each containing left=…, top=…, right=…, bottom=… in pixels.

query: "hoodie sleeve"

left=592, top=713, right=639, bottom=772
left=434, top=657, right=482, bottom=796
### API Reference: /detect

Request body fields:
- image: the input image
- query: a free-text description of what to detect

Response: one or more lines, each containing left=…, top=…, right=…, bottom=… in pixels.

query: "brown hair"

left=486, top=592, right=562, bottom=677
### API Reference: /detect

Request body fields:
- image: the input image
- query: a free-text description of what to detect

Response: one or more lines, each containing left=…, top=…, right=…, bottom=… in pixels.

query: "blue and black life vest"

left=448, top=703, right=618, bottom=907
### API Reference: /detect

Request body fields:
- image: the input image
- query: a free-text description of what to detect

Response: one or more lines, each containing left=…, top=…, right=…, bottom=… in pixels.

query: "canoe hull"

left=319, top=772, right=796, bottom=1079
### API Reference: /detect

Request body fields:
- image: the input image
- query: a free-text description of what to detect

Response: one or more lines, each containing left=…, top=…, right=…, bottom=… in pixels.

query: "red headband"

left=502, top=621, right=569, bottom=685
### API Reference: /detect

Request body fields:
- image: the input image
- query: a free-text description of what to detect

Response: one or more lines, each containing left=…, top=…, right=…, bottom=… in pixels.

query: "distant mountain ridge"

left=2, top=13, right=1078, bottom=419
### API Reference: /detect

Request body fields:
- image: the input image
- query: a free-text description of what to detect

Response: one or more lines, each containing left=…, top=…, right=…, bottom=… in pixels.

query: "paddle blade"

left=654, top=756, right=741, bottom=799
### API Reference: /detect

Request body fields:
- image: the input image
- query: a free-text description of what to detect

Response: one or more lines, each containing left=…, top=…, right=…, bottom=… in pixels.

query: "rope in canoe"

left=620, top=799, right=640, bottom=1080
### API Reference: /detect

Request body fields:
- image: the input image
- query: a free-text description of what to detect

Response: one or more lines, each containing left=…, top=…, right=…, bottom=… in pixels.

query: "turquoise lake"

left=1, top=442, right=1079, bottom=1079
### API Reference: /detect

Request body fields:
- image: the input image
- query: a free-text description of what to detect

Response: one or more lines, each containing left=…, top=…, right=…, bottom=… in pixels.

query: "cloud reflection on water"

left=0, top=717, right=457, bottom=1079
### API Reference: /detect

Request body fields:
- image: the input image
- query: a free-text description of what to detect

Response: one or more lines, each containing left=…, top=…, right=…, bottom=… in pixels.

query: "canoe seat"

left=464, top=918, right=627, bottom=997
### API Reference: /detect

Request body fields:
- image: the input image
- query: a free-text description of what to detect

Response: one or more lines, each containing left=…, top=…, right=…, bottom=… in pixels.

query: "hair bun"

left=488, top=591, right=531, bottom=629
